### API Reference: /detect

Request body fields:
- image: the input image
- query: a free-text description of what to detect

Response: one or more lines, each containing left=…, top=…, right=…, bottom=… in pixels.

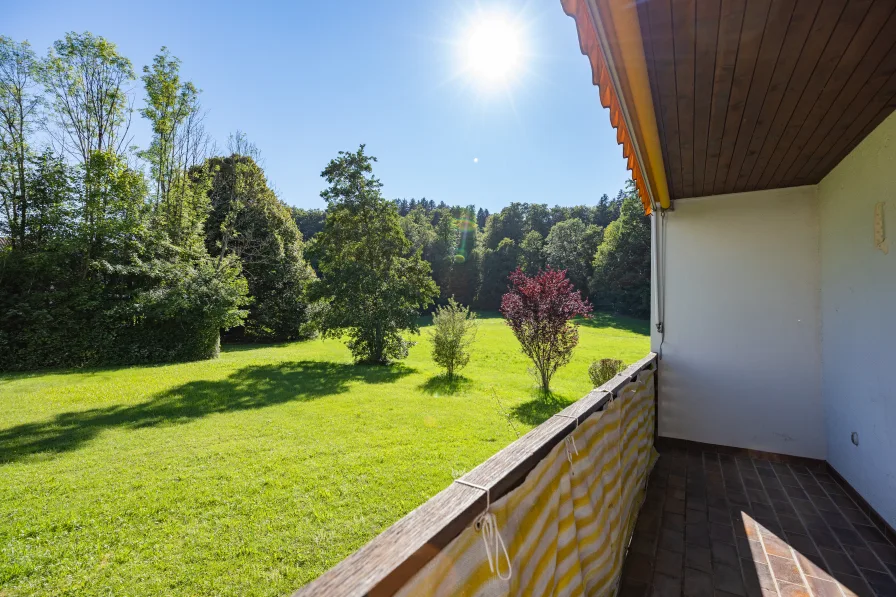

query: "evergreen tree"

left=311, top=146, right=438, bottom=363
left=476, top=207, right=490, bottom=230
left=202, top=154, right=316, bottom=341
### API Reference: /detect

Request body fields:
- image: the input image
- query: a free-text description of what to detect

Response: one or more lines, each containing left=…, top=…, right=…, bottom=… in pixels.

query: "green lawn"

left=0, top=313, right=649, bottom=596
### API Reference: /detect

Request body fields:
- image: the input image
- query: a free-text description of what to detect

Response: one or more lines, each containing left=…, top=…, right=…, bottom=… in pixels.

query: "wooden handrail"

left=294, top=352, right=658, bottom=597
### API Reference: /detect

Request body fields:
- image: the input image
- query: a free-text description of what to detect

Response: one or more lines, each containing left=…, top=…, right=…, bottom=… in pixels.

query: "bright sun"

left=464, top=15, right=523, bottom=86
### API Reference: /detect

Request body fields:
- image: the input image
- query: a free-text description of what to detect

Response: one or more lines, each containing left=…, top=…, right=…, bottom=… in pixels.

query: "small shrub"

left=428, top=298, right=478, bottom=380
left=589, top=358, right=626, bottom=387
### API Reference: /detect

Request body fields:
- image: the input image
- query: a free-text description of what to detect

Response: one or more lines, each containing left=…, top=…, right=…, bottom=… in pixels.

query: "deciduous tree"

left=519, top=230, right=545, bottom=273
left=544, top=218, right=591, bottom=290
left=590, top=185, right=650, bottom=318
left=0, top=37, right=43, bottom=250
left=500, top=268, right=592, bottom=392
left=140, top=47, right=211, bottom=245
left=476, top=237, right=518, bottom=310
left=42, top=32, right=135, bottom=167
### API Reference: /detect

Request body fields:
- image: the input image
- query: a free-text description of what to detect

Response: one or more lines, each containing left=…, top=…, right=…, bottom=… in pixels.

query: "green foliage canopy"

left=311, top=146, right=438, bottom=364
left=590, top=187, right=651, bottom=319
left=202, top=155, right=316, bottom=342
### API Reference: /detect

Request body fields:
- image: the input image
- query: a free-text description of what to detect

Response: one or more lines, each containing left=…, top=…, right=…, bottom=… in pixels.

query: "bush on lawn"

left=428, top=298, right=477, bottom=380
left=588, top=358, right=626, bottom=387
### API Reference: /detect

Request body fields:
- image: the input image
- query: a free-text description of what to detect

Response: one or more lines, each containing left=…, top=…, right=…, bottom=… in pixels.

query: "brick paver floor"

left=621, top=443, right=896, bottom=597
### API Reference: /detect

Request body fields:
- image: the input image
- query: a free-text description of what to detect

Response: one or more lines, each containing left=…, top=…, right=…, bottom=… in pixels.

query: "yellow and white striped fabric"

left=396, top=368, right=657, bottom=597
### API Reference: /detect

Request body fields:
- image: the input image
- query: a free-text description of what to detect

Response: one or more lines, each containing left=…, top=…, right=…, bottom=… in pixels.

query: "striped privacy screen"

left=395, top=368, right=658, bottom=596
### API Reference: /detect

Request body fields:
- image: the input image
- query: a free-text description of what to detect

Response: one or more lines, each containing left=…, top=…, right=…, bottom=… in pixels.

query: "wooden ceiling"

left=635, top=0, right=896, bottom=200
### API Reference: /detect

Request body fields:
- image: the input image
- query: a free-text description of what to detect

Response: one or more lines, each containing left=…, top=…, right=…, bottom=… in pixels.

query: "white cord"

left=455, top=480, right=513, bottom=581
left=477, top=511, right=512, bottom=580
left=564, top=435, right=579, bottom=465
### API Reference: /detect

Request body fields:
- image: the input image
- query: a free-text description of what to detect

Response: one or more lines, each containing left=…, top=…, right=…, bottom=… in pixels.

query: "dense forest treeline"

left=0, top=33, right=649, bottom=372
left=293, top=188, right=650, bottom=316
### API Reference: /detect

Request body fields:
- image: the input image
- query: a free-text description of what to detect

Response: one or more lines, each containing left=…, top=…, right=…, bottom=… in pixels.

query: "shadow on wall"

left=0, top=360, right=415, bottom=464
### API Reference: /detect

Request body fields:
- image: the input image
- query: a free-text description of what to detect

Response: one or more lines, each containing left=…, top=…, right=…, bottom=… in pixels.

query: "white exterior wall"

left=655, top=186, right=827, bottom=459
left=818, top=112, right=896, bottom=527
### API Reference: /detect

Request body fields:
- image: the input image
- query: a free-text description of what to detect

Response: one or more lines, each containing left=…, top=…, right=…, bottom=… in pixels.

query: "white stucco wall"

left=656, top=186, right=827, bottom=459
left=818, top=112, right=896, bottom=527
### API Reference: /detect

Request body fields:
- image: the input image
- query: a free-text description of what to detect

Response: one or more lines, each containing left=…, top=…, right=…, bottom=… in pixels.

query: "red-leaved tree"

left=500, top=268, right=592, bottom=392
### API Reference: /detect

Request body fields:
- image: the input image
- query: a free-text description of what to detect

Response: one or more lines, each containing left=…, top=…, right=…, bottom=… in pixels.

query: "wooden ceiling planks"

left=711, top=0, right=771, bottom=195
left=672, top=0, right=697, bottom=198
left=790, top=6, right=896, bottom=184
left=742, top=0, right=848, bottom=191
left=806, top=73, right=896, bottom=184
left=703, top=0, right=745, bottom=197
left=692, top=0, right=721, bottom=196
left=636, top=0, right=896, bottom=200
left=722, top=0, right=796, bottom=192
left=767, top=0, right=895, bottom=188
left=733, top=0, right=822, bottom=193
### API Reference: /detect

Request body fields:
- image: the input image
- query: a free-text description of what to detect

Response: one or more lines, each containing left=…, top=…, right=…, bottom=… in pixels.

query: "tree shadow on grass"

left=0, top=360, right=414, bottom=464
left=510, top=390, right=576, bottom=426
left=418, top=375, right=474, bottom=396
left=575, top=311, right=650, bottom=335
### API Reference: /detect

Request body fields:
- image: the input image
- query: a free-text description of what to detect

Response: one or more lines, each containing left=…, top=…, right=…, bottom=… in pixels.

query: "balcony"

left=296, top=352, right=896, bottom=596
left=624, top=441, right=896, bottom=597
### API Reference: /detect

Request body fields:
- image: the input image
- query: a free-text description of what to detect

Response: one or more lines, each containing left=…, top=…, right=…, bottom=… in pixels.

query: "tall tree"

left=0, top=37, right=43, bottom=250
left=311, top=145, right=438, bottom=363
left=428, top=206, right=459, bottom=299
left=544, top=218, right=591, bottom=291
left=519, top=230, right=545, bottom=273
left=476, top=237, right=519, bottom=310
left=202, top=153, right=316, bottom=341
left=400, top=205, right=434, bottom=256
left=446, top=217, right=480, bottom=305
left=140, top=47, right=210, bottom=245
left=590, top=185, right=651, bottom=318
left=482, top=202, right=525, bottom=249
left=42, top=32, right=135, bottom=167
left=524, top=203, right=552, bottom=237
left=476, top=207, right=488, bottom=230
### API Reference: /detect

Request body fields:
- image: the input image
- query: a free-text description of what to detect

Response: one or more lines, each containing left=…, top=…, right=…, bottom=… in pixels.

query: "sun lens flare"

left=464, top=14, right=524, bottom=87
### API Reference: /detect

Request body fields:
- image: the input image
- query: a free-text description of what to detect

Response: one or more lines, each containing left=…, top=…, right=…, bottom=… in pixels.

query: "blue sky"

left=6, top=0, right=631, bottom=211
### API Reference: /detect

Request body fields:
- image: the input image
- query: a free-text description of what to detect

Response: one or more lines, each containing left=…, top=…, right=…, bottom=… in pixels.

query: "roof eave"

left=560, top=0, right=671, bottom=212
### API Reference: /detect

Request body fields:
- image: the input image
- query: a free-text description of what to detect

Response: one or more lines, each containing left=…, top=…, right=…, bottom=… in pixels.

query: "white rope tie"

left=556, top=414, right=580, bottom=471
left=455, top=480, right=512, bottom=581
left=564, top=435, right=579, bottom=464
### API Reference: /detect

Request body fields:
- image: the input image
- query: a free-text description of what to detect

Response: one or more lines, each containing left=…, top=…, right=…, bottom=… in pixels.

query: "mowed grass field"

left=0, top=313, right=649, bottom=596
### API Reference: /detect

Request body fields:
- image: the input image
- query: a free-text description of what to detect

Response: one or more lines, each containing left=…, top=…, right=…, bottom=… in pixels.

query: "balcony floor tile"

left=628, top=443, right=896, bottom=596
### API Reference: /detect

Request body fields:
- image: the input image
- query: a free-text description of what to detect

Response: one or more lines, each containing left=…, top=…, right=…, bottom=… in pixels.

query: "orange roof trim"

left=560, top=0, right=652, bottom=215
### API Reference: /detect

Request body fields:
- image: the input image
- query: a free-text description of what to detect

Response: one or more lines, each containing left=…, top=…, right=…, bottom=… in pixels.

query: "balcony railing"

left=294, top=353, right=659, bottom=596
